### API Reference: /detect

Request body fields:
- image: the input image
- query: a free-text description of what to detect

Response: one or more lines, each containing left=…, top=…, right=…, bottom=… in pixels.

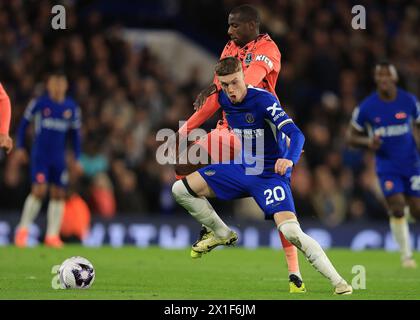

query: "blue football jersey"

left=17, top=93, right=81, bottom=161
left=218, top=86, right=300, bottom=174
left=351, top=88, right=420, bottom=174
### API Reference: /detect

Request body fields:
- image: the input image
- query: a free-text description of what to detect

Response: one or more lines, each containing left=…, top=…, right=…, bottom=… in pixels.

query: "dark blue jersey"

left=351, top=88, right=420, bottom=174
left=16, top=93, right=81, bottom=161
left=218, top=86, right=305, bottom=175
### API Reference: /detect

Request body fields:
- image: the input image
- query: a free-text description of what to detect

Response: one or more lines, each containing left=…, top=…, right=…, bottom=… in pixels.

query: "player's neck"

left=238, top=34, right=258, bottom=48
left=378, top=87, right=397, bottom=102
left=50, top=94, right=66, bottom=103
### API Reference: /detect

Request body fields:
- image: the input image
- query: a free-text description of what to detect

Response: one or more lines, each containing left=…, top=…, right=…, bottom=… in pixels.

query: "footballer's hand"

left=0, top=134, right=13, bottom=154
left=72, top=161, right=84, bottom=177
left=14, top=148, right=28, bottom=164
left=193, top=84, right=217, bottom=111
left=275, top=158, right=293, bottom=176
left=368, top=135, right=382, bottom=151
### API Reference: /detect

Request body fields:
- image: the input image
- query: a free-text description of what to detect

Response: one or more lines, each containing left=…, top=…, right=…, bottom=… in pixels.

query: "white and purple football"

left=58, top=256, right=95, bottom=289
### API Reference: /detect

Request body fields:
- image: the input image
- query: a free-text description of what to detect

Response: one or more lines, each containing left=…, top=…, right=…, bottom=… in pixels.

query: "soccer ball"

left=58, top=256, right=95, bottom=289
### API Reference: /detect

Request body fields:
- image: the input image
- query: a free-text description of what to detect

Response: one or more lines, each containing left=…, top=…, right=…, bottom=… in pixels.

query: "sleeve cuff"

left=351, top=121, right=365, bottom=132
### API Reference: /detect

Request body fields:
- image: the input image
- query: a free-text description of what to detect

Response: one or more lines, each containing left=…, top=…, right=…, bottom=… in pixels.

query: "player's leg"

left=404, top=170, right=420, bottom=221
left=44, top=184, right=66, bottom=248
left=274, top=212, right=352, bottom=294
left=385, top=194, right=416, bottom=267
left=399, top=172, right=420, bottom=267
left=172, top=165, right=244, bottom=257
left=379, top=174, right=415, bottom=267
left=174, top=127, right=240, bottom=248
left=248, top=175, right=308, bottom=292
left=406, top=196, right=420, bottom=219
left=44, top=163, right=68, bottom=248
left=172, top=170, right=237, bottom=255
left=278, top=231, right=303, bottom=291
left=172, top=171, right=231, bottom=234
left=14, top=162, right=49, bottom=247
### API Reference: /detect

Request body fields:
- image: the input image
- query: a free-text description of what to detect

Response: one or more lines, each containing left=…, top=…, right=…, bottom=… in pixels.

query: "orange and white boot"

left=44, top=235, right=64, bottom=248
left=14, top=227, right=29, bottom=247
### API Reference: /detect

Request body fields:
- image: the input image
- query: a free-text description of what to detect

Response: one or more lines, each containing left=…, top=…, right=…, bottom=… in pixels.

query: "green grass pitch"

left=0, top=246, right=419, bottom=300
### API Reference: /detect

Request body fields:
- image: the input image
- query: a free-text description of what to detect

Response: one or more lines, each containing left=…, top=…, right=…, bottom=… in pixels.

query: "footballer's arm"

left=346, top=124, right=381, bottom=151
left=0, top=83, right=13, bottom=153
left=275, top=122, right=305, bottom=175
left=413, top=123, right=420, bottom=150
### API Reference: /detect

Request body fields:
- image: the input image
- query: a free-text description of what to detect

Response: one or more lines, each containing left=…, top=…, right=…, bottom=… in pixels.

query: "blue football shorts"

left=198, top=163, right=296, bottom=220
left=31, top=154, right=68, bottom=188
left=378, top=167, right=420, bottom=198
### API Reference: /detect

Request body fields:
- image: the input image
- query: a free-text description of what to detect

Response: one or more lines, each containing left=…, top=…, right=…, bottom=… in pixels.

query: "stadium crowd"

left=0, top=0, right=419, bottom=227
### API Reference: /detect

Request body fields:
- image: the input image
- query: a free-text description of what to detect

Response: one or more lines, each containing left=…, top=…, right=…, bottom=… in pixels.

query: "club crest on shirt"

left=245, top=53, right=253, bottom=65
left=62, top=109, right=72, bottom=119
left=245, top=113, right=255, bottom=123
left=395, top=112, right=407, bottom=120
left=204, top=169, right=216, bottom=176
left=43, top=108, right=51, bottom=117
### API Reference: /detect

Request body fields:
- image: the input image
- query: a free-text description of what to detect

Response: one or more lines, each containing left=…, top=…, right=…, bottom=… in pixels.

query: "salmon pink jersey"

left=180, top=34, right=281, bottom=135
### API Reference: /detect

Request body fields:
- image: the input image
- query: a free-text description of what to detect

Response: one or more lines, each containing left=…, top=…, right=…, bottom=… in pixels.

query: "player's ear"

left=247, top=20, right=256, bottom=31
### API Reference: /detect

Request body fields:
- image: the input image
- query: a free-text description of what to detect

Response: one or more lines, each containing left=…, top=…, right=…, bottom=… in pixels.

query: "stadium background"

left=0, top=0, right=419, bottom=250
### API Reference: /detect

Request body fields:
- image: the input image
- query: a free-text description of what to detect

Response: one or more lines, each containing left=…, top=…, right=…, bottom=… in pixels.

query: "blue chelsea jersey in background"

left=352, top=88, right=420, bottom=175
left=16, top=93, right=81, bottom=186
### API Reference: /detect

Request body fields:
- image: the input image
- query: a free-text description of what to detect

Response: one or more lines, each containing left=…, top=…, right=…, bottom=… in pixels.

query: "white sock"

left=172, top=180, right=231, bottom=238
left=46, top=200, right=65, bottom=237
left=18, top=194, right=42, bottom=229
left=289, top=271, right=302, bottom=279
left=389, top=217, right=412, bottom=260
left=278, top=221, right=344, bottom=287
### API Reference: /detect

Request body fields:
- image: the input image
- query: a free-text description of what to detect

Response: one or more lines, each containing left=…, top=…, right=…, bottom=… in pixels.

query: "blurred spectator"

left=311, top=166, right=347, bottom=227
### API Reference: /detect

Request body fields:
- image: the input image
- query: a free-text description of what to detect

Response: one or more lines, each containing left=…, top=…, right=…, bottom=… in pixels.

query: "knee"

left=172, top=180, right=187, bottom=202
left=32, top=186, right=47, bottom=199
left=278, top=221, right=302, bottom=248
left=388, top=203, right=405, bottom=218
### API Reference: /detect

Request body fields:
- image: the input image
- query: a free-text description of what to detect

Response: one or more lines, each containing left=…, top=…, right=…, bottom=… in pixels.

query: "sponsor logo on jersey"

left=42, top=118, right=69, bottom=131
left=245, top=53, right=253, bottom=65
left=245, top=113, right=255, bottom=123
left=373, top=124, right=410, bottom=137
left=233, top=128, right=264, bottom=139
left=374, top=117, right=381, bottom=123
left=266, top=102, right=282, bottom=117
left=395, top=112, right=407, bottom=120
left=204, top=170, right=216, bottom=176
left=255, top=55, right=273, bottom=69
left=266, top=102, right=285, bottom=121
